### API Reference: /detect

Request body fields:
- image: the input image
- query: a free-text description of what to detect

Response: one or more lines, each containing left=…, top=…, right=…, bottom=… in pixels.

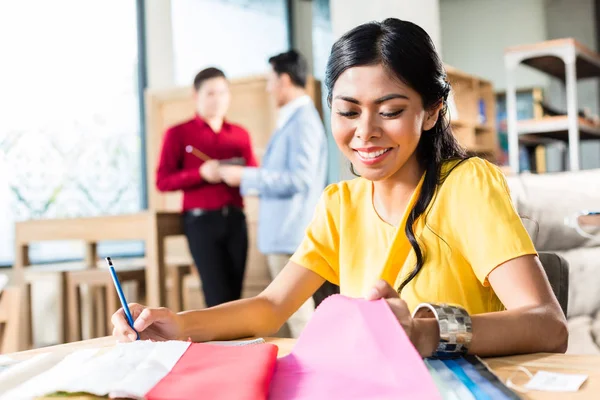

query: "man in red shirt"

left=155, top=67, right=257, bottom=307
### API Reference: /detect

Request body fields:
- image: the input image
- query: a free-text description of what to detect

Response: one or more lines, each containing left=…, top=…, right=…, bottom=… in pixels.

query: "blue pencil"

left=106, top=257, right=140, bottom=340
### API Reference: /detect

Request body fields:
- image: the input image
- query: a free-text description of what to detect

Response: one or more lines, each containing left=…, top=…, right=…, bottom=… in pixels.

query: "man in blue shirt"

left=219, top=50, right=328, bottom=337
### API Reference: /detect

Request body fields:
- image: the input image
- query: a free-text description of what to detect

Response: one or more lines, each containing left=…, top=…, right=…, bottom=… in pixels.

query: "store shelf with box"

left=504, top=38, right=600, bottom=173
left=446, top=65, right=499, bottom=163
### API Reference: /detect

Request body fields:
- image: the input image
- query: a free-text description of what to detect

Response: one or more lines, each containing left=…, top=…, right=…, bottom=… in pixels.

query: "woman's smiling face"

left=331, top=64, right=439, bottom=181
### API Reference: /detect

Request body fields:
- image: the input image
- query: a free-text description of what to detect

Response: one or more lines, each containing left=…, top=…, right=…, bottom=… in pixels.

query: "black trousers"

left=183, top=207, right=248, bottom=308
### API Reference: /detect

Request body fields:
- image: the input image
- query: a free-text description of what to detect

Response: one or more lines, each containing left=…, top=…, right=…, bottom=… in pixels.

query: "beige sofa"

left=505, top=169, right=600, bottom=354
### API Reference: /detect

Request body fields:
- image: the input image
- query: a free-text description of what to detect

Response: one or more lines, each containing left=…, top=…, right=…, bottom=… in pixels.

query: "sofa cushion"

left=567, top=315, right=600, bottom=355
left=555, top=247, right=600, bottom=318
left=505, top=169, right=600, bottom=251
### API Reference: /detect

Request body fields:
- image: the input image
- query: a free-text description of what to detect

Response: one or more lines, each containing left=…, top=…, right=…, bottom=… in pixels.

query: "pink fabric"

left=147, top=342, right=278, bottom=400
left=269, top=295, right=442, bottom=400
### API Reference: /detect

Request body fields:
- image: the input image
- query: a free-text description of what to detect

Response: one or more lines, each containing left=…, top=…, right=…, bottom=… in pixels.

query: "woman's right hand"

left=111, top=303, right=185, bottom=342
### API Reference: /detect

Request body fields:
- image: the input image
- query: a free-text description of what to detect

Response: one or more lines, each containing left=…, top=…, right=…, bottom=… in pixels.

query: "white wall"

left=440, top=0, right=549, bottom=91
left=170, top=0, right=289, bottom=84
left=545, top=0, right=599, bottom=114
left=545, top=0, right=600, bottom=169
left=331, top=0, right=441, bottom=50
left=145, top=0, right=175, bottom=88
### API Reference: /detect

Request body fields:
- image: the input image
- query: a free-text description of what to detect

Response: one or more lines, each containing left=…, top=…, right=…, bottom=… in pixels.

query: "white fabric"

left=1, top=340, right=190, bottom=400
left=276, top=95, right=311, bottom=130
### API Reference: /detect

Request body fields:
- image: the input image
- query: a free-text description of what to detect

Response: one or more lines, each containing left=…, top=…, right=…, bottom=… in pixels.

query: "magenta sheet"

left=269, top=295, right=442, bottom=400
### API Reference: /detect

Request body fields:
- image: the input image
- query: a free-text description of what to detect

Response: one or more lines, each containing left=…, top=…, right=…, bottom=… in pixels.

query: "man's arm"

left=155, top=128, right=206, bottom=192
left=240, top=120, right=323, bottom=197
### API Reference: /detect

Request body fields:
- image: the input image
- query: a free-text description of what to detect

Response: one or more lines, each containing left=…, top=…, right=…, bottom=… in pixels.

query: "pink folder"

left=269, top=295, right=442, bottom=400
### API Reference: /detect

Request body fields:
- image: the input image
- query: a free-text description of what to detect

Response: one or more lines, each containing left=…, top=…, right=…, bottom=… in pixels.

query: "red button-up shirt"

left=155, top=115, right=258, bottom=211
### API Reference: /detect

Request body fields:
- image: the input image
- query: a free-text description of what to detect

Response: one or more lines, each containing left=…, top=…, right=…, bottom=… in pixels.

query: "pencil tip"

left=105, top=257, right=112, bottom=265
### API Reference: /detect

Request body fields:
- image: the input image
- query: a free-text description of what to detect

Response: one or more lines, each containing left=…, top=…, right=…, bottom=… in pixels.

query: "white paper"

left=524, top=371, right=588, bottom=392
left=0, top=351, right=74, bottom=395
left=2, top=340, right=190, bottom=400
left=0, top=355, right=16, bottom=373
left=207, top=338, right=266, bottom=346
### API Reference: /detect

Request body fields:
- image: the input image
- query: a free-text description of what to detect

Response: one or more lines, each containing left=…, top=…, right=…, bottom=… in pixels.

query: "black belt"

left=186, top=205, right=241, bottom=217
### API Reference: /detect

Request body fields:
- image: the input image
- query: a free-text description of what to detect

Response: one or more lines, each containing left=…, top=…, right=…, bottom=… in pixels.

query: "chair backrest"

left=538, top=252, right=569, bottom=317
left=0, top=285, right=22, bottom=353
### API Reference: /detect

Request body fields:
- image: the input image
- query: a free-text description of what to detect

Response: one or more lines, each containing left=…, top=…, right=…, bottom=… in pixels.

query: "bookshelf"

left=517, top=115, right=600, bottom=140
left=504, top=38, right=600, bottom=172
left=445, top=65, right=499, bottom=163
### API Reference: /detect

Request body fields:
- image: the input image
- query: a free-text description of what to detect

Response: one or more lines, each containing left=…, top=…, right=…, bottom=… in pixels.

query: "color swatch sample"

left=269, top=295, right=443, bottom=400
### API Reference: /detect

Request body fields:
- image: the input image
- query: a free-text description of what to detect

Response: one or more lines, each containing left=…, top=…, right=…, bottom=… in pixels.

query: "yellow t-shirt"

left=290, top=157, right=537, bottom=315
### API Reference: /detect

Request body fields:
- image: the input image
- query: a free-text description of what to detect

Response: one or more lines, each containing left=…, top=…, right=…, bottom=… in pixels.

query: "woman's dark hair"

left=193, top=67, right=226, bottom=91
left=325, top=18, right=469, bottom=294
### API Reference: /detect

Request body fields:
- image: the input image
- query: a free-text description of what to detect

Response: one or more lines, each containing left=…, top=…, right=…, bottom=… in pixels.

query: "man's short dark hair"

left=268, top=50, right=308, bottom=88
left=193, top=67, right=226, bottom=91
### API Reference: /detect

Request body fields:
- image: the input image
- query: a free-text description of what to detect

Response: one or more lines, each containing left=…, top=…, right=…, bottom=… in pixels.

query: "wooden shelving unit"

left=504, top=38, right=600, bottom=172
left=445, top=65, right=499, bottom=163
left=517, top=115, right=600, bottom=140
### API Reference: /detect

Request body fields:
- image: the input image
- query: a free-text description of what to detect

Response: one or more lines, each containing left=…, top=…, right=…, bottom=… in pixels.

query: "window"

left=171, top=0, right=290, bottom=84
left=311, top=0, right=338, bottom=183
left=0, top=0, right=145, bottom=265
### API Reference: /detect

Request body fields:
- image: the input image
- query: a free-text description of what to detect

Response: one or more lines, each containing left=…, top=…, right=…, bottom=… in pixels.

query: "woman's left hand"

left=366, top=279, right=439, bottom=357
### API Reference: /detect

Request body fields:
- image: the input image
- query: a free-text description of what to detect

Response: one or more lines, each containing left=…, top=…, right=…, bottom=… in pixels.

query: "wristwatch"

left=412, top=303, right=472, bottom=358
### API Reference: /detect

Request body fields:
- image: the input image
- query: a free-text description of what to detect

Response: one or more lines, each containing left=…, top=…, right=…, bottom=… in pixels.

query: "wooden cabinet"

left=446, top=65, right=499, bottom=163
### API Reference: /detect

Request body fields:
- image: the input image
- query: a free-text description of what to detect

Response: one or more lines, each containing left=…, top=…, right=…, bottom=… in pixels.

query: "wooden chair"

left=0, top=286, right=22, bottom=353
left=167, top=263, right=193, bottom=312
left=23, top=262, right=87, bottom=348
left=65, top=265, right=146, bottom=342
left=65, top=261, right=193, bottom=341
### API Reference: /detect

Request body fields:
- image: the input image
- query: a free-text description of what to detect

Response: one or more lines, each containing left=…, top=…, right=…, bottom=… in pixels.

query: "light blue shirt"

left=241, top=99, right=328, bottom=254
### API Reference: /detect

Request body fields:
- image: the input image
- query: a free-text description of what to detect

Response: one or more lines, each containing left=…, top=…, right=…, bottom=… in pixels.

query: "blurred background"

left=0, top=0, right=599, bottom=354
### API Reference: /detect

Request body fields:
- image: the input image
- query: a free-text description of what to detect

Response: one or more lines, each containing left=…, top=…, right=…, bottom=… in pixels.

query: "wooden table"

left=4, top=337, right=600, bottom=399
left=13, top=212, right=185, bottom=350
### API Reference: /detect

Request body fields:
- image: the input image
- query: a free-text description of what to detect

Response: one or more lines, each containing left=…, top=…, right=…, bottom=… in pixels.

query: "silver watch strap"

left=412, top=303, right=472, bottom=358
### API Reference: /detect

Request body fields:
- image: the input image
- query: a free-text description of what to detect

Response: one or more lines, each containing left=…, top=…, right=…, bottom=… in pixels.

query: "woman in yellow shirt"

left=112, top=18, right=567, bottom=357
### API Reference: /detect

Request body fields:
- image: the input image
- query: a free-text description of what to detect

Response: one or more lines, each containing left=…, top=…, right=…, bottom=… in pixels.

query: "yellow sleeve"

left=444, top=158, right=537, bottom=286
left=290, top=184, right=340, bottom=285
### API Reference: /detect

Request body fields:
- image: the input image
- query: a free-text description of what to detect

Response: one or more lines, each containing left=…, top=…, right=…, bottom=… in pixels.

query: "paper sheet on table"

left=2, top=338, right=273, bottom=400
left=0, top=354, right=17, bottom=372
left=208, top=337, right=266, bottom=346
left=0, top=352, right=66, bottom=394
left=1, top=340, right=191, bottom=400
left=269, top=295, right=442, bottom=400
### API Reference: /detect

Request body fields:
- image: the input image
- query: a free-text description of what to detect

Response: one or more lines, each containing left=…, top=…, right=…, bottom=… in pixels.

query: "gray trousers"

left=266, top=254, right=315, bottom=338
